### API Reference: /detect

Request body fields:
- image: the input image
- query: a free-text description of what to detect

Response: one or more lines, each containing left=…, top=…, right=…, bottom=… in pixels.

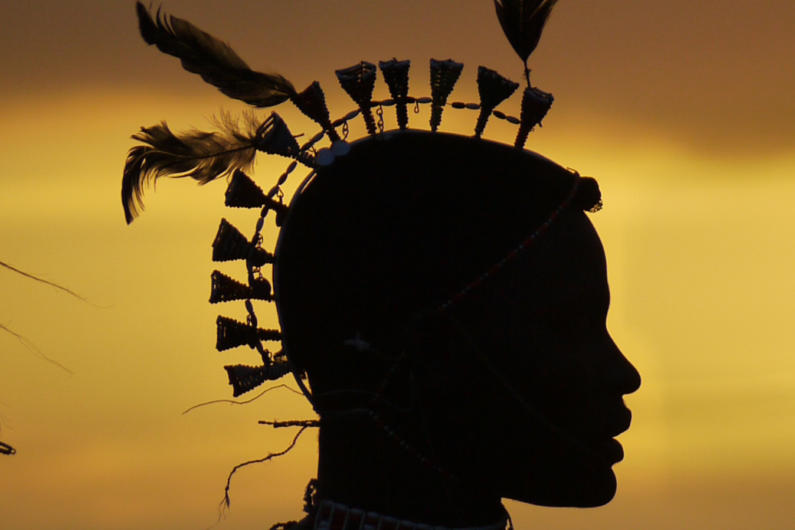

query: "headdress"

left=122, top=1, right=600, bottom=526
left=123, top=0, right=599, bottom=400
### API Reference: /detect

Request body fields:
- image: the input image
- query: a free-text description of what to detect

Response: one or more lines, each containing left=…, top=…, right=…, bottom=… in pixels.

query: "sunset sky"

left=1, top=1, right=794, bottom=528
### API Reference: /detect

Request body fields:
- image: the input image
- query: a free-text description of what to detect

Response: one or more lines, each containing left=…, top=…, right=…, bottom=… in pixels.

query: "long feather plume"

left=122, top=113, right=258, bottom=223
left=494, top=0, right=558, bottom=78
left=135, top=2, right=295, bottom=107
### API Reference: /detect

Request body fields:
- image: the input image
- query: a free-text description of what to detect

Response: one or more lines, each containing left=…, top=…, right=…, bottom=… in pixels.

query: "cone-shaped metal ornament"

left=514, top=85, right=554, bottom=148
left=212, top=218, right=273, bottom=266
left=336, top=61, right=378, bottom=135
left=290, top=81, right=341, bottom=142
left=429, top=59, right=464, bottom=132
left=210, top=270, right=272, bottom=303
left=216, top=315, right=282, bottom=351
left=225, top=170, right=266, bottom=208
left=475, top=66, right=519, bottom=138
left=253, top=112, right=300, bottom=158
left=224, top=170, right=290, bottom=222
left=379, top=59, right=411, bottom=130
left=224, top=360, right=292, bottom=396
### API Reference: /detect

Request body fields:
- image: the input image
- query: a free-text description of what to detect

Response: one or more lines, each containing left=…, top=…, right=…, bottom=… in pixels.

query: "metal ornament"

left=336, top=61, right=378, bottom=135
left=429, top=59, right=464, bottom=132
left=225, top=170, right=267, bottom=208
left=225, top=170, right=289, bottom=223
left=216, top=315, right=282, bottom=351
left=515, top=85, right=554, bottom=149
left=210, top=270, right=272, bottom=304
left=379, top=59, right=411, bottom=130
left=253, top=112, right=300, bottom=158
left=224, top=362, right=293, bottom=397
left=212, top=218, right=273, bottom=266
left=475, top=66, right=519, bottom=138
left=290, top=81, right=341, bottom=143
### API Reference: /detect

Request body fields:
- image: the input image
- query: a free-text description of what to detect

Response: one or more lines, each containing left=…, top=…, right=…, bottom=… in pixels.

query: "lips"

left=579, top=406, right=632, bottom=465
left=595, top=437, right=624, bottom=464
left=611, top=404, right=633, bottom=434
left=542, top=400, right=634, bottom=467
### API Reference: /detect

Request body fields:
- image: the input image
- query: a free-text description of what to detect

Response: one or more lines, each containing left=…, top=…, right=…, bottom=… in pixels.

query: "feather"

left=493, top=0, right=558, bottom=66
left=135, top=2, right=295, bottom=107
left=122, top=113, right=258, bottom=224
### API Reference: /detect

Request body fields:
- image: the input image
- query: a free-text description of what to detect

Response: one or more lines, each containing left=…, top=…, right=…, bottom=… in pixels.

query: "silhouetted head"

left=274, top=130, right=640, bottom=514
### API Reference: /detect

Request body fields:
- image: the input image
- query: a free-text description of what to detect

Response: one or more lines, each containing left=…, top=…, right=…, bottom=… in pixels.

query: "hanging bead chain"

left=241, top=133, right=320, bottom=370
left=376, top=105, right=385, bottom=134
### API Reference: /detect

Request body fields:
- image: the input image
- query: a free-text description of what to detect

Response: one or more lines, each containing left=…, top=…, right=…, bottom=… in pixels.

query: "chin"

left=503, top=463, right=618, bottom=508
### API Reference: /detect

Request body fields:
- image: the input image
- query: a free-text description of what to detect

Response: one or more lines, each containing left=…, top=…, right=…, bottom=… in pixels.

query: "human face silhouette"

left=424, top=210, right=640, bottom=507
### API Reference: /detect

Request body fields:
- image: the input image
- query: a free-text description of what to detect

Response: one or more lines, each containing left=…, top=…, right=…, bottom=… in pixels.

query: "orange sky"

left=1, top=2, right=794, bottom=529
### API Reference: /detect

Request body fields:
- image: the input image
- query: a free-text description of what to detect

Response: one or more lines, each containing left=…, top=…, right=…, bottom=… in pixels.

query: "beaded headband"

left=122, top=1, right=596, bottom=401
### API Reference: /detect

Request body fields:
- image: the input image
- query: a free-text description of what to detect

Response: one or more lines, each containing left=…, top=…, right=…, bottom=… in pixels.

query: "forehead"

left=496, top=211, right=609, bottom=314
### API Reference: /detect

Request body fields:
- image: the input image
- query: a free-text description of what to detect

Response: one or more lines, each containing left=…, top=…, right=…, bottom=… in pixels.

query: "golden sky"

left=1, top=1, right=794, bottom=528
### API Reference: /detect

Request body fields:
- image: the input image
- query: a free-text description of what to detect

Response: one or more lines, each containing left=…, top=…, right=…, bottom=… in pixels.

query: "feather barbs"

left=135, top=2, right=295, bottom=107
left=121, top=117, right=258, bottom=224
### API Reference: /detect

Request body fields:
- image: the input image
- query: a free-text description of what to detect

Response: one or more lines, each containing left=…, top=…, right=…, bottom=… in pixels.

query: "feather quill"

left=494, top=0, right=558, bottom=69
left=135, top=2, right=295, bottom=107
left=122, top=114, right=258, bottom=224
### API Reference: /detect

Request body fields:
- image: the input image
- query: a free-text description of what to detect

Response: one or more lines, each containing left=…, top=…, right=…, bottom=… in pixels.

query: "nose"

left=605, top=333, right=641, bottom=395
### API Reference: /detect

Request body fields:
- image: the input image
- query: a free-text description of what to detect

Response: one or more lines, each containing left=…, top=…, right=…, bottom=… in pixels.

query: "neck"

left=316, top=415, right=506, bottom=528
left=312, top=499, right=509, bottom=530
